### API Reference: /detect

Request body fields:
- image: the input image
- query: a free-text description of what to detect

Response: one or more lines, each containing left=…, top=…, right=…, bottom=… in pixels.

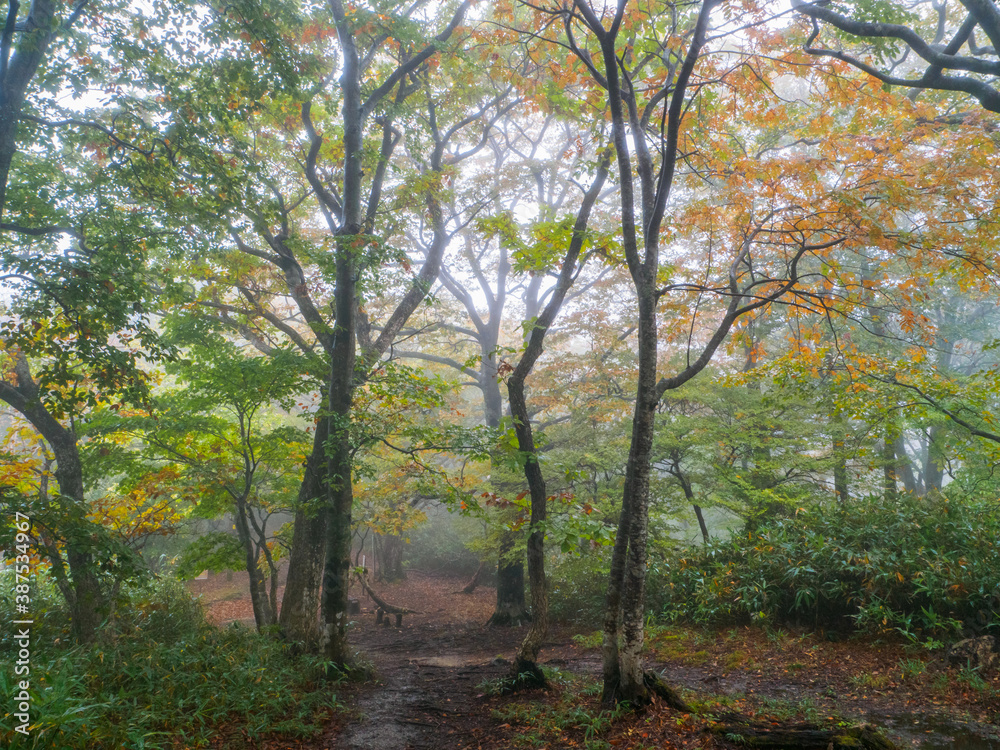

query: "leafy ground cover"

left=0, top=574, right=342, bottom=750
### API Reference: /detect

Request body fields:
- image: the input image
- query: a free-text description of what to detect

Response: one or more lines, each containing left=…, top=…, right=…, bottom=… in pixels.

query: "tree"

left=0, top=0, right=90, bottom=219
left=503, top=143, right=611, bottom=686
left=790, top=0, right=1000, bottom=454
left=506, top=0, right=962, bottom=703
left=401, top=112, right=611, bottom=626
left=0, top=0, right=191, bottom=642
left=119, top=0, right=520, bottom=656
left=104, top=335, right=310, bottom=629
left=792, top=0, right=1000, bottom=113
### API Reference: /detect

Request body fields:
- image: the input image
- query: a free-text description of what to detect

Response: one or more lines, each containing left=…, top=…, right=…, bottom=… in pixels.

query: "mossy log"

left=709, top=719, right=899, bottom=749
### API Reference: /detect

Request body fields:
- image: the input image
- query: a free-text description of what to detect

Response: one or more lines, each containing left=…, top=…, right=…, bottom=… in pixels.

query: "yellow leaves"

left=89, top=466, right=188, bottom=543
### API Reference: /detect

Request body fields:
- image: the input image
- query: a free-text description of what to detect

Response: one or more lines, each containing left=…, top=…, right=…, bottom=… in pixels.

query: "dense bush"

left=659, top=494, right=1000, bottom=640
left=548, top=549, right=610, bottom=625
left=547, top=544, right=676, bottom=625
left=0, top=574, right=340, bottom=749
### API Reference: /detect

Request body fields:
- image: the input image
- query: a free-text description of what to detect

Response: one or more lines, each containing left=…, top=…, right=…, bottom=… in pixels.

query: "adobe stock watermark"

left=10, top=511, right=33, bottom=736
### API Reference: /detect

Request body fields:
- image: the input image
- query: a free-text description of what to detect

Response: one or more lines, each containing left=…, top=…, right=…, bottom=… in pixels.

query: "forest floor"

left=189, top=570, right=1000, bottom=750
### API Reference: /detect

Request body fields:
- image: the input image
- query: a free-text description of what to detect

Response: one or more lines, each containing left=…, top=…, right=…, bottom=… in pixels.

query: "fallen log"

left=354, top=570, right=421, bottom=625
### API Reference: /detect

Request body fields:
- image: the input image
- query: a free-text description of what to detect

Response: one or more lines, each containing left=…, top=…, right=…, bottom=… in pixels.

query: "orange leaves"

left=301, top=21, right=336, bottom=45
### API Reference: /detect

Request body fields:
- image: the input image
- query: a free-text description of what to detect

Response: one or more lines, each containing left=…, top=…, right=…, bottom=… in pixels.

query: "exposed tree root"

left=709, top=717, right=899, bottom=749
left=642, top=670, right=694, bottom=712
left=500, top=658, right=548, bottom=694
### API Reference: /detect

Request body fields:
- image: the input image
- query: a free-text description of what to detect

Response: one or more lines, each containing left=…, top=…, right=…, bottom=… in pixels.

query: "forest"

left=0, top=0, right=999, bottom=748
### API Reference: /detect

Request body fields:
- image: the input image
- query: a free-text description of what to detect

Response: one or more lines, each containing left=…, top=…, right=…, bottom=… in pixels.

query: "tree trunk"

left=320, top=245, right=357, bottom=666
left=692, top=504, right=710, bottom=545
left=924, top=425, right=946, bottom=492
left=501, top=156, right=607, bottom=688
left=0, top=356, right=105, bottom=642
left=234, top=498, right=275, bottom=629
left=376, top=533, right=405, bottom=582
left=508, top=383, right=548, bottom=687
left=600, top=254, right=661, bottom=701
left=832, top=414, right=850, bottom=503
left=675, top=462, right=709, bottom=544
left=894, top=434, right=919, bottom=495
left=0, top=104, right=18, bottom=221
left=489, top=529, right=529, bottom=626
left=0, top=0, right=57, bottom=220
left=52, top=449, right=104, bottom=641
left=483, top=354, right=530, bottom=627
left=882, top=429, right=897, bottom=502
left=279, top=418, right=329, bottom=648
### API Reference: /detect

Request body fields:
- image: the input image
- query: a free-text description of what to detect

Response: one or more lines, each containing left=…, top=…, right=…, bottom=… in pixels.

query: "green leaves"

left=660, top=493, right=1000, bottom=637
left=174, top=532, right=245, bottom=579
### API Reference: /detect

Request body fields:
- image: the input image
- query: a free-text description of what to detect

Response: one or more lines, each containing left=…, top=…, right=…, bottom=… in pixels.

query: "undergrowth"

left=491, top=679, right=631, bottom=750
left=0, top=573, right=341, bottom=749
left=659, top=494, right=1000, bottom=639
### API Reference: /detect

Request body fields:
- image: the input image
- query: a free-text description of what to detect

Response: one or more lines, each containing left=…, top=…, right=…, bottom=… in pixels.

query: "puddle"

left=869, top=713, right=999, bottom=749
left=409, top=655, right=478, bottom=668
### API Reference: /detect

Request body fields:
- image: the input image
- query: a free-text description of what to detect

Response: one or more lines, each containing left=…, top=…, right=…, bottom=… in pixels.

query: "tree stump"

left=459, top=561, right=484, bottom=594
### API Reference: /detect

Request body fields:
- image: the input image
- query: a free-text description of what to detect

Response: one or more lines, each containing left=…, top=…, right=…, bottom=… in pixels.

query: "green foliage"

left=659, top=494, right=1000, bottom=637
left=548, top=549, right=609, bottom=625
left=0, top=574, right=341, bottom=749
left=0, top=491, right=149, bottom=590
left=173, top=532, right=245, bottom=580
left=490, top=681, right=630, bottom=750
left=827, top=0, right=921, bottom=64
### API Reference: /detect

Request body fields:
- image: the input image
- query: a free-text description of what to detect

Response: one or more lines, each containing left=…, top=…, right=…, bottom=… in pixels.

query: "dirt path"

left=313, top=572, right=590, bottom=750
left=330, top=621, right=516, bottom=750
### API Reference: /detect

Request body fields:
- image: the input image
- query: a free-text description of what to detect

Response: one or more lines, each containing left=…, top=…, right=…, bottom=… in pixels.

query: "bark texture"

left=313, top=0, right=472, bottom=668
left=279, top=419, right=329, bottom=648
left=0, top=0, right=58, bottom=219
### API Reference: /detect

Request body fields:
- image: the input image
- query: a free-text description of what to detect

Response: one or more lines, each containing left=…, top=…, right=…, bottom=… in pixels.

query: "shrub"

left=659, top=494, right=1000, bottom=638
left=548, top=549, right=610, bottom=625
left=0, top=574, right=340, bottom=749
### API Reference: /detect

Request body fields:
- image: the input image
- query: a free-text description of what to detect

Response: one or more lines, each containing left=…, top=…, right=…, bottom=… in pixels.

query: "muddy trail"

left=330, top=621, right=531, bottom=749
left=321, top=573, right=595, bottom=750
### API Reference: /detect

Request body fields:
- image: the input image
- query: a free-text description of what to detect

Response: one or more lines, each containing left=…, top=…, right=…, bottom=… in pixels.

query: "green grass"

left=491, top=676, right=630, bottom=750
left=0, top=573, right=342, bottom=749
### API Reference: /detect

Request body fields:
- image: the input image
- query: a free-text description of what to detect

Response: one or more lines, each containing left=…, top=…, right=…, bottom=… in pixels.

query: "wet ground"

left=192, top=570, right=1000, bottom=750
